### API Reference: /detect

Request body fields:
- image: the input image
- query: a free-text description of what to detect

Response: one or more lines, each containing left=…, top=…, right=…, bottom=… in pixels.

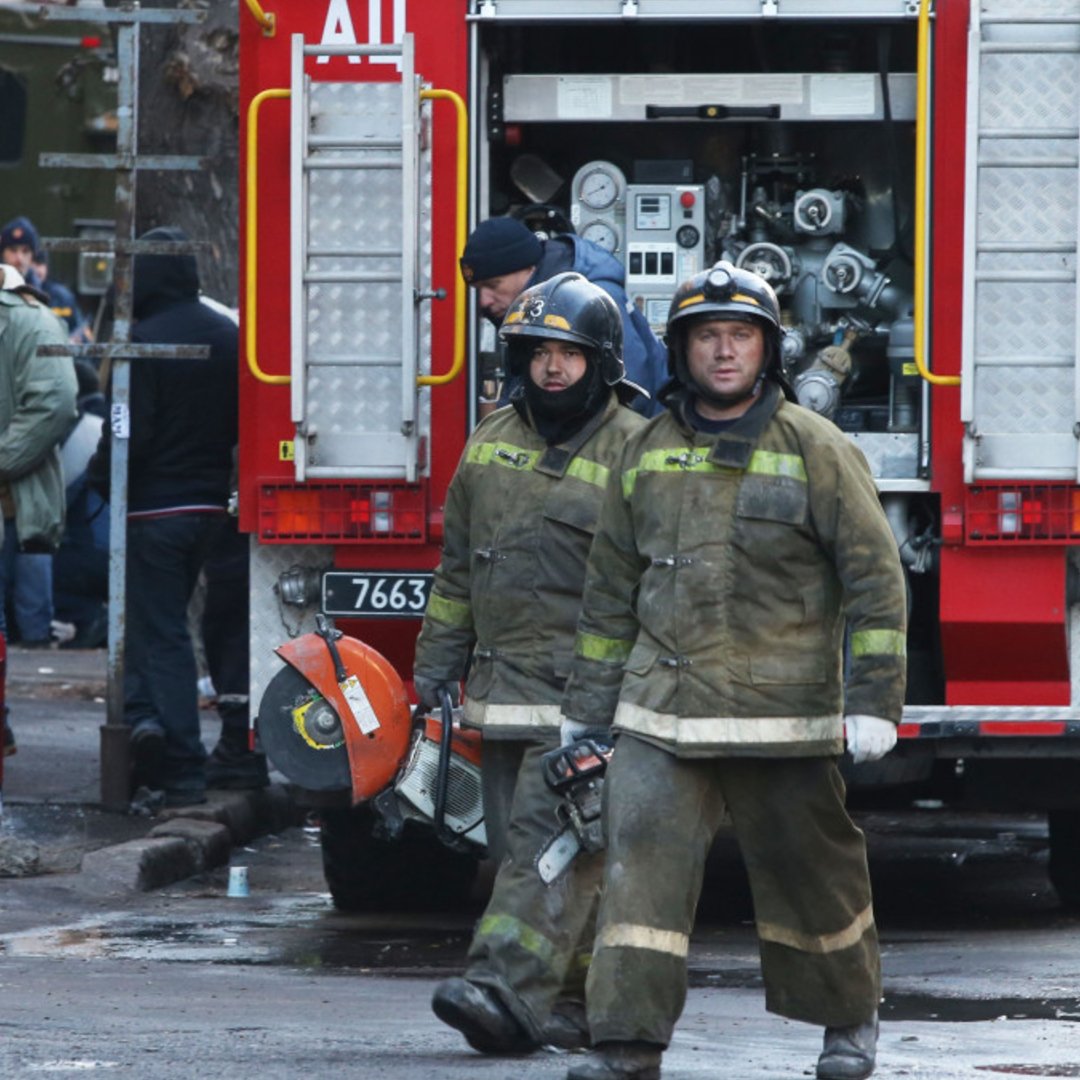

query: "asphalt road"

left=2, top=653, right=1079, bottom=1078
left=2, top=804, right=1079, bottom=1079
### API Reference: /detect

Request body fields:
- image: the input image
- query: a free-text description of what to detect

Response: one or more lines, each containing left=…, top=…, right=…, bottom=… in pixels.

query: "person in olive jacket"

left=413, top=273, right=646, bottom=1056
left=560, top=263, right=907, bottom=1080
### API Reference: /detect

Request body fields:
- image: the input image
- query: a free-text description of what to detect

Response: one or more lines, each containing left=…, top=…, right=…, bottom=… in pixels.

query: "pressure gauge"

left=573, top=161, right=626, bottom=211
left=580, top=220, right=620, bottom=254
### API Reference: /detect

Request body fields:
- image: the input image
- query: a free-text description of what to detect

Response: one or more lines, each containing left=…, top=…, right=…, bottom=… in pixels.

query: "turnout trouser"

left=465, top=737, right=603, bottom=1038
left=588, top=734, right=880, bottom=1047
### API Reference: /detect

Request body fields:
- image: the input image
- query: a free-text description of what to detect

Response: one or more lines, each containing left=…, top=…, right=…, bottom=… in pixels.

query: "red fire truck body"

left=239, top=0, right=1080, bottom=904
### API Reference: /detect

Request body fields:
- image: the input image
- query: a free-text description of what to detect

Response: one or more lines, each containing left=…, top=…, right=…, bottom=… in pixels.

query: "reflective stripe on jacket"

left=561, top=383, right=907, bottom=757
left=414, top=393, right=645, bottom=737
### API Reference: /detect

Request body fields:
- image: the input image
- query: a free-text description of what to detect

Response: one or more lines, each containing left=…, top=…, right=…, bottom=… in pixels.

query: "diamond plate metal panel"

left=979, top=55, right=1078, bottom=133
left=847, top=433, right=919, bottom=480
left=973, top=366, right=1075, bottom=433
left=977, top=167, right=1076, bottom=246
left=249, top=542, right=334, bottom=712
left=296, top=75, right=433, bottom=479
left=306, top=83, right=405, bottom=447
left=983, top=0, right=1080, bottom=19
left=965, top=5, right=1080, bottom=479
left=975, top=281, right=1076, bottom=358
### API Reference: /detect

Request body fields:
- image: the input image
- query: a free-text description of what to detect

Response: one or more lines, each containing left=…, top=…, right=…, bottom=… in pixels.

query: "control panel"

left=624, top=183, right=706, bottom=333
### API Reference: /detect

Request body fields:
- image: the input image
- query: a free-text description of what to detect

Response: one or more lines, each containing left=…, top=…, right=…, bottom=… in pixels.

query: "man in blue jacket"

left=460, top=217, right=667, bottom=417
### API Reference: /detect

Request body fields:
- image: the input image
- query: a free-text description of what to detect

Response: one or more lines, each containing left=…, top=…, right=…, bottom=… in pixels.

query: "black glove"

left=413, top=674, right=460, bottom=711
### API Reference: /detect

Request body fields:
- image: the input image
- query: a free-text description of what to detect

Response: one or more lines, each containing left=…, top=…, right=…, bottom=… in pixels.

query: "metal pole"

left=99, top=19, right=140, bottom=811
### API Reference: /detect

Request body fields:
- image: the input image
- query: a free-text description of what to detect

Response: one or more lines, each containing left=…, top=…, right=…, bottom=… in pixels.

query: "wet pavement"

left=3, top=808, right=1080, bottom=1078
left=3, top=646, right=1080, bottom=1077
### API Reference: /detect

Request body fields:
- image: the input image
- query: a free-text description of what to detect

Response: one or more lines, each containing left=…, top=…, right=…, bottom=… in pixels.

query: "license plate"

left=321, top=571, right=433, bottom=618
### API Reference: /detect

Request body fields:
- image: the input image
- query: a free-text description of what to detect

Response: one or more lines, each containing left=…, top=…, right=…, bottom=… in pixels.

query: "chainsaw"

left=536, top=733, right=614, bottom=884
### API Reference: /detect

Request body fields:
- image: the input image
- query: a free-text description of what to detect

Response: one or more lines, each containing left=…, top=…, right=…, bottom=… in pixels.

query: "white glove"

left=560, top=718, right=591, bottom=748
left=844, top=715, right=897, bottom=764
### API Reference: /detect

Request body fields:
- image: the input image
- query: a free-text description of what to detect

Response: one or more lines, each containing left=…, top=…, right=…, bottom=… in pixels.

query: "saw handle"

left=314, top=614, right=348, bottom=683
left=432, top=688, right=472, bottom=853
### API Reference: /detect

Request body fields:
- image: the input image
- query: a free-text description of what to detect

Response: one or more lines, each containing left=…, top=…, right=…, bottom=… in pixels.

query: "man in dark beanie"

left=460, top=217, right=667, bottom=417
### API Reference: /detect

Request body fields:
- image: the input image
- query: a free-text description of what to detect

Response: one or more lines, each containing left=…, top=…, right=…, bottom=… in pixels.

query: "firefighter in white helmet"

left=413, top=272, right=647, bottom=1053
left=558, top=262, right=907, bottom=1080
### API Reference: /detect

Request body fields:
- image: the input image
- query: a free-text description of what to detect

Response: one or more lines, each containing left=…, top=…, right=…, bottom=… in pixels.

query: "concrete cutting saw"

left=258, top=616, right=486, bottom=850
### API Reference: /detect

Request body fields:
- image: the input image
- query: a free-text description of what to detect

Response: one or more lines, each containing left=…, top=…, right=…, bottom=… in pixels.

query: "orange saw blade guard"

left=274, top=632, right=413, bottom=805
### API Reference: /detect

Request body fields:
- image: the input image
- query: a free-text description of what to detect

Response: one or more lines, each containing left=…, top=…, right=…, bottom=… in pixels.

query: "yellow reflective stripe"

left=757, top=903, right=875, bottom=955
left=676, top=292, right=705, bottom=310
left=543, top=313, right=571, bottom=330
left=747, top=449, right=806, bottom=482
left=622, top=447, right=724, bottom=497
left=850, top=629, right=907, bottom=658
left=576, top=631, right=633, bottom=664
left=623, top=447, right=807, bottom=497
left=425, top=591, right=471, bottom=628
left=476, top=913, right=557, bottom=967
left=465, top=441, right=541, bottom=471
left=565, top=457, right=610, bottom=489
left=597, top=922, right=690, bottom=959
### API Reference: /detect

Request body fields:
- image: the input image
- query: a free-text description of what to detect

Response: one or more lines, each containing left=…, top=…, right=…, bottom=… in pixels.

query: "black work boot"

left=541, top=999, right=590, bottom=1050
left=816, top=1012, right=879, bottom=1080
left=431, top=977, right=538, bottom=1055
left=205, top=737, right=269, bottom=790
left=130, top=725, right=166, bottom=792
left=566, top=1041, right=663, bottom=1080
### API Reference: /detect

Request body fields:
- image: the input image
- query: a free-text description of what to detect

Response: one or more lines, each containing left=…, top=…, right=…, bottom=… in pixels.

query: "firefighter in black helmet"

left=557, top=261, right=907, bottom=1080
left=414, top=272, right=646, bottom=1054
left=664, top=258, right=792, bottom=406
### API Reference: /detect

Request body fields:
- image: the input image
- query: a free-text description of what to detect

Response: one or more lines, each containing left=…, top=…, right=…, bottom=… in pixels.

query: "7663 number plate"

left=321, top=571, right=433, bottom=618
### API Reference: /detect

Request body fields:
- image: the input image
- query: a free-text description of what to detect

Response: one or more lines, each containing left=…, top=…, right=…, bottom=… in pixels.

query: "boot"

left=431, top=977, right=538, bottom=1055
left=205, top=737, right=269, bottom=790
left=541, top=999, right=590, bottom=1050
left=816, top=1012, right=879, bottom=1080
left=130, top=725, right=166, bottom=792
left=566, top=1041, right=663, bottom=1080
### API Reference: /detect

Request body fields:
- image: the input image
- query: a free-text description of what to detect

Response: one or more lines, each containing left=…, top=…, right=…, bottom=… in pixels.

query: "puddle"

left=883, top=992, right=1080, bottom=1023
left=1, top=897, right=472, bottom=974
left=975, top=1068, right=1080, bottom=1077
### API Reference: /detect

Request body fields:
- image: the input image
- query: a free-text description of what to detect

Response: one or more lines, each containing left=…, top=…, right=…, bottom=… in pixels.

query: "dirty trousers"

left=587, top=734, right=881, bottom=1047
left=465, top=738, right=603, bottom=1038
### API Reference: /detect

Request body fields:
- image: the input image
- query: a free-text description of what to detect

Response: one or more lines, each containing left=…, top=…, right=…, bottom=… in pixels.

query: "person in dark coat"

left=89, top=226, right=238, bottom=806
left=459, top=217, right=668, bottom=418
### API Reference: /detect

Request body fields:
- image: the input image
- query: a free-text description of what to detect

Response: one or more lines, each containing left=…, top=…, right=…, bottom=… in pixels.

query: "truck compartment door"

left=961, top=0, right=1080, bottom=481
left=289, top=32, right=428, bottom=483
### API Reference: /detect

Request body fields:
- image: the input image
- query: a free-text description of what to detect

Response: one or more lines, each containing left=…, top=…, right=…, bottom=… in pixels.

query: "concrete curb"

left=74, top=783, right=300, bottom=896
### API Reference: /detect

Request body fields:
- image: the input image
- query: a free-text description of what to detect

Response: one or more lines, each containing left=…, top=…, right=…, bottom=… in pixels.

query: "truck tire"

left=1048, top=809, right=1080, bottom=909
left=320, top=805, right=481, bottom=912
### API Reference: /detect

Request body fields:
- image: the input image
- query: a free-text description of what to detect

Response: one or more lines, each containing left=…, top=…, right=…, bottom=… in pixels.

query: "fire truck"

left=239, top=0, right=1080, bottom=909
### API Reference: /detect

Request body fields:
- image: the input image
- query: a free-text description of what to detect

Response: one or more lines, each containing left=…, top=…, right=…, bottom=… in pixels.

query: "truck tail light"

left=258, top=483, right=426, bottom=544
left=966, top=484, right=1080, bottom=544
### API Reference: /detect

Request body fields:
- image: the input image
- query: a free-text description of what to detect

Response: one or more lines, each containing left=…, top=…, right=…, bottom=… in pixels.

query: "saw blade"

left=257, top=663, right=351, bottom=791
left=537, top=825, right=581, bottom=885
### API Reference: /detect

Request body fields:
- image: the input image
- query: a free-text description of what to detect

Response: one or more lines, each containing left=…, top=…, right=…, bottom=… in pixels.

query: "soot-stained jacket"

left=561, top=381, right=907, bottom=757
left=414, top=393, right=645, bottom=738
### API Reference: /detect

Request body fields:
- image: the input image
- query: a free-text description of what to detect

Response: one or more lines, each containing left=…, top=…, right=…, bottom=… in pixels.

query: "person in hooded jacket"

left=414, top=273, right=646, bottom=1055
left=558, top=262, right=908, bottom=1080
left=0, top=263, right=77, bottom=754
left=88, top=226, right=238, bottom=806
left=459, top=217, right=668, bottom=418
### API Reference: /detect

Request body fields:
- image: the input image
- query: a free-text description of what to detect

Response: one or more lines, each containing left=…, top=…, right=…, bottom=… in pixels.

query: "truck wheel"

left=319, top=805, right=481, bottom=912
left=1047, top=809, right=1080, bottom=909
